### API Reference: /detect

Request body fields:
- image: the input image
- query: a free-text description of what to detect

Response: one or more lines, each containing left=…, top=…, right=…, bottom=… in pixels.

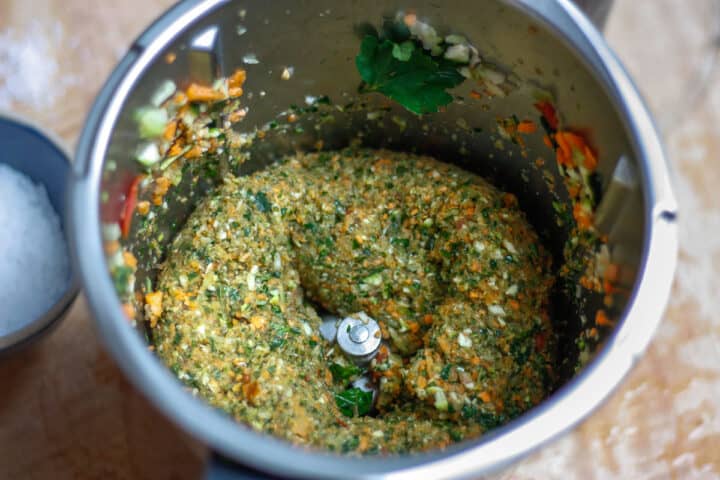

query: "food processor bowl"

left=69, top=0, right=677, bottom=478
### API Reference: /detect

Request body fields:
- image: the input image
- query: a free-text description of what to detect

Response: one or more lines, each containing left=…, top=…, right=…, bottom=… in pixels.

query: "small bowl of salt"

left=0, top=113, right=79, bottom=354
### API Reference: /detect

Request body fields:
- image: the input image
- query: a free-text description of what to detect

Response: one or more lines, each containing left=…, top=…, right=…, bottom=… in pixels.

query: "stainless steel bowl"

left=69, top=0, right=678, bottom=478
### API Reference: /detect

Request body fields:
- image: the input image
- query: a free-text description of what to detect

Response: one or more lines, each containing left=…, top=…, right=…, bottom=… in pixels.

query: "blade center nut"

left=349, top=324, right=370, bottom=343
left=336, top=312, right=381, bottom=364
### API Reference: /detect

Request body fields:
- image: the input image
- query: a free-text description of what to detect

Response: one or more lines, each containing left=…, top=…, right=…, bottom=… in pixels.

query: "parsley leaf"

left=329, top=363, right=362, bottom=382
left=392, top=41, right=414, bottom=61
left=356, top=35, right=465, bottom=114
left=335, top=387, right=373, bottom=417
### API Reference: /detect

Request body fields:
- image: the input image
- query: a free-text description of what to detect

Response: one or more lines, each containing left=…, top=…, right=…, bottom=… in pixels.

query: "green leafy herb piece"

left=356, top=35, right=465, bottom=114
left=335, top=387, right=373, bottom=417
left=391, top=237, right=410, bottom=249
left=253, top=191, right=272, bottom=213
left=392, top=41, right=414, bottom=61
left=440, top=363, right=453, bottom=380
left=329, top=363, right=362, bottom=382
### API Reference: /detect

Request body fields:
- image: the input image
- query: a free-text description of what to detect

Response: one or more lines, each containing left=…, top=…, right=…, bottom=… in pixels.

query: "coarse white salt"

left=0, top=164, right=70, bottom=335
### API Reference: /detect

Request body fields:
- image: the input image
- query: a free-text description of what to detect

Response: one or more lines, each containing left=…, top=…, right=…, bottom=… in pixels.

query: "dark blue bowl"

left=0, top=114, right=80, bottom=354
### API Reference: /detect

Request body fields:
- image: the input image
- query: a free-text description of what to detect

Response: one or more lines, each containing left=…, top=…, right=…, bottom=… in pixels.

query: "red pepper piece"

left=534, top=101, right=559, bottom=131
left=120, top=174, right=144, bottom=238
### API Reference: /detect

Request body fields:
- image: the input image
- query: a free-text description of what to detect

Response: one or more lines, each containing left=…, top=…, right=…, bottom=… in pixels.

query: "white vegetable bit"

left=281, top=66, right=294, bottom=80
left=242, top=53, right=260, bottom=65
left=247, top=264, right=259, bottom=291
left=458, top=332, right=473, bottom=348
left=444, top=44, right=470, bottom=63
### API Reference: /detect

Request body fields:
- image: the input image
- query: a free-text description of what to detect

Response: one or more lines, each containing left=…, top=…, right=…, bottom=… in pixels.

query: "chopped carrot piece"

left=145, top=291, right=163, bottom=327
left=163, top=120, right=177, bottom=141
left=374, top=158, right=392, bottom=168
left=137, top=200, right=151, bottom=215
left=479, top=391, right=491, bottom=403
left=556, top=148, right=573, bottom=167
left=228, top=68, right=247, bottom=89
left=122, top=251, right=137, bottom=269
left=573, top=203, right=593, bottom=229
left=583, top=145, right=598, bottom=170
left=186, top=145, right=203, bottom=158
left=167, top=143, right=183, bottom=157
left=517, top=120, right=537, bottom=134
left=555, top=131, right=572, bottom=163
left=173, top=92, right=187, bottom=105
left=470, top=90, right=483, bottom=100
left=595, top=309, right=613, bottom=327
left=242, top=381, right=260, bottom=403
left=502, top=192, right=518, bottom=207
left=186, top=83, right=226, bottom=102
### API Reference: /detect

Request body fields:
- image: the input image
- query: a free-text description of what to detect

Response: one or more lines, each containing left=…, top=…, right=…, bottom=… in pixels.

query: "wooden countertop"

left=1, top=1, right=718, bottom=478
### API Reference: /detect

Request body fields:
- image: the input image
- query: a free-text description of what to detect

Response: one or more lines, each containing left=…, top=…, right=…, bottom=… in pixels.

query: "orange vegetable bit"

left=555, top=147, right=573, bottom=168
left=162, top=120, right=177, bottom=141
left=502, top=192, right=518, bottom=208
left=517, top=120, right=537, bottom=134
left=186, top=83, right=226, bottom=102
left=228, top=87, right=244, bottom=98
left=470, top=90, right=483, bottom=100
left=554, top=131, right=573, bottom=163
left=583, top=145, right=598, bottom=170
left=186, top=145, right=203, bottom=159
left=228, top=68, right=247, bottom=89
left=557, top=130, right=599, bottom=171
left=595, top=309, right=613, bottom=327
left=573, top=202, right=594, bottom=230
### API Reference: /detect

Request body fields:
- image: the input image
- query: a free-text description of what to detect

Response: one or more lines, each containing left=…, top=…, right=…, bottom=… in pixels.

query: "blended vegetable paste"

left=153, top=148, right=555, bottom=454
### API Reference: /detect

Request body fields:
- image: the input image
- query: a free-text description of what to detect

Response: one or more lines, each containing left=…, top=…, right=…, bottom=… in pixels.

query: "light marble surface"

left=0, top=1, right=718, bottom=478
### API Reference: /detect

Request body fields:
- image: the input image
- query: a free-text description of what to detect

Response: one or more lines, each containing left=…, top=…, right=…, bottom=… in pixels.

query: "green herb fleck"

left=329, top=363, right=362, bottom=382
left=253, top=191, right=272, bottom=213
left=335, top=387, right=373, bottom=417
left=391, top=40, right=414, bottom=61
